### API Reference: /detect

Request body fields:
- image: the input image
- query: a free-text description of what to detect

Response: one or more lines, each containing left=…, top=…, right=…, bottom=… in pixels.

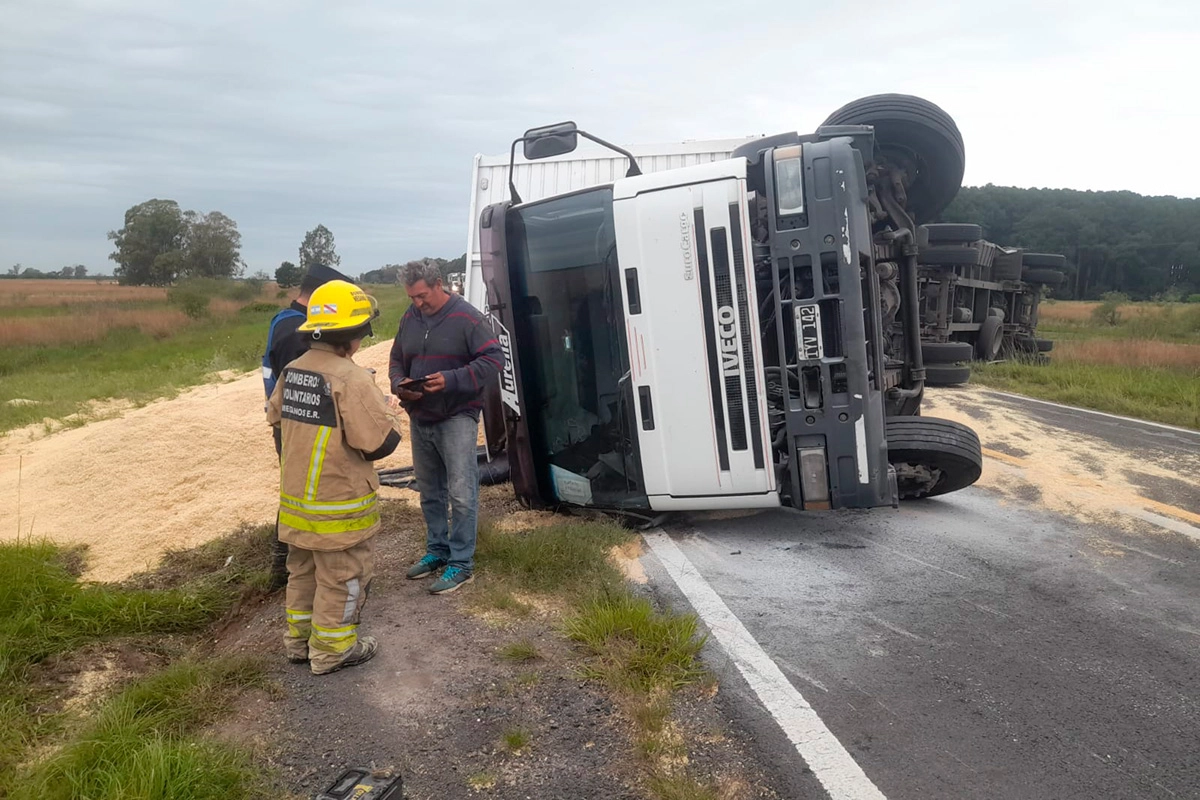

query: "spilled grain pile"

left=0, top=341, right=418, bottom=582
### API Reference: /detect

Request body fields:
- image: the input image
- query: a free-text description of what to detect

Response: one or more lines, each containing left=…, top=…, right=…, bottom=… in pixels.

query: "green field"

left=970, top=301, right=1200, bottom=429
left=0, top=281, right=410, bottom=435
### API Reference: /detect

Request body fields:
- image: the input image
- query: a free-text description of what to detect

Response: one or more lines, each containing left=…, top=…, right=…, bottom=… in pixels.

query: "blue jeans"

left=410, top=415, right=479, bottom=572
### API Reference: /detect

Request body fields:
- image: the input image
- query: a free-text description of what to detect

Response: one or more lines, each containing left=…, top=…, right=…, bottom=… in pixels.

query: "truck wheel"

left=976, top=315, right=1003, bottom=361
left=1022, top=268, right=1066, bottom=286
left=1022, top=253, right=1067, bottom=269
left=822, top=94, right=965, bottom=223
left=925, top=364, right=971, bottom=386
left=1035, top=338, right=1053, bottom=352
left=924, top=223, right=982, bottom=244
left=990, top=254, right=1024, bottom=281
left=886, top=416, right=982, bottom=499
left=921, top=341, right=973, bottom=364
left=919, top=248, right=988, bottom=267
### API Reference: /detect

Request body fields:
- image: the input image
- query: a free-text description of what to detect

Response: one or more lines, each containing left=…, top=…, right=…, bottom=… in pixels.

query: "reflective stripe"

left=279, top=510, right=380, bottom=535
left=304, top=426, right=332, bottom=500
left=280, top=492, right=377, bottom=514
left=286, top=609, right=312, bottom=621
left=342, top=578, right=360, bottom=624
left=312, top=623, right=357, bottom=653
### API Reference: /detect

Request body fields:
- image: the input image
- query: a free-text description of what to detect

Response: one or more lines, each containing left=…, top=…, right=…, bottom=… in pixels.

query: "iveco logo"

left=679, top=213, right=694, bottom=281
left=717, top=305, right=740, bottom=377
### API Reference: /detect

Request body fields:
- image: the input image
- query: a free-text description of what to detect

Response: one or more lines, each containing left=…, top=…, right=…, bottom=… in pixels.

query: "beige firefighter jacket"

left=267, top=343, right=400, bottom=551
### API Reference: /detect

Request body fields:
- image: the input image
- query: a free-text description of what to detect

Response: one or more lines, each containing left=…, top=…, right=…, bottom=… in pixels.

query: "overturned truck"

left=464, top=94, right=1057, bottom=516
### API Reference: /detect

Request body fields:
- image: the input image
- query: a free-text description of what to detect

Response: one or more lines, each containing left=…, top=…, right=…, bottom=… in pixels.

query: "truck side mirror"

left=523, top=122, right=579, bottom=160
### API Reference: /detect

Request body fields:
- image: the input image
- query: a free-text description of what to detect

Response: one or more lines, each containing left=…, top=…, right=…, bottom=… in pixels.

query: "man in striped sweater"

left=388, top=262, right=505, bottom=594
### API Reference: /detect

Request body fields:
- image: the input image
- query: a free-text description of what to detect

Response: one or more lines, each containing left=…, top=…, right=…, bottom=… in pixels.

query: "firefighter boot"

left=311, top=635, right=379, bottom=676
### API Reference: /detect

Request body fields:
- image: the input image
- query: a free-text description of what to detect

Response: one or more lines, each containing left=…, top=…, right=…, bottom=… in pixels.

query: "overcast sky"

left=2, top=0, right=1197, bottom=276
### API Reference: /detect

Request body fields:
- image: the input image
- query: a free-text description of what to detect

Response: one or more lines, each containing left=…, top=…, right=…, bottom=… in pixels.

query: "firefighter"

left=262, top=262, right=351, bottom=589
left=267, top=279, right=400, bottom=675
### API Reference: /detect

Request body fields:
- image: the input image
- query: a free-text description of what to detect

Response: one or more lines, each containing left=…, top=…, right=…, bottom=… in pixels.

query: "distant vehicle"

left=446, top=271, right=465, bottom=295
left=461, top=95, right=1065, bottom=517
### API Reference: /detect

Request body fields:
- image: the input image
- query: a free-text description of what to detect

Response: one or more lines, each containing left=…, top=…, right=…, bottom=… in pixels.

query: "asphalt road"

left=644, top=397, right=1200, bottom=800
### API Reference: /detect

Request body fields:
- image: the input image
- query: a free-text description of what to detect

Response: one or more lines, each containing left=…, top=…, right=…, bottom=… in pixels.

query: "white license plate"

left=796, top=304, right=824, bottom=361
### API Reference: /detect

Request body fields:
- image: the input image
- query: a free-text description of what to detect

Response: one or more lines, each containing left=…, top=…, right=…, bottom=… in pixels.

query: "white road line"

left=643, top=531, right=886, bottom=800
left=1124, top=507, right=1200, bottom=543
left=981, top=391, right=1200, bottom=438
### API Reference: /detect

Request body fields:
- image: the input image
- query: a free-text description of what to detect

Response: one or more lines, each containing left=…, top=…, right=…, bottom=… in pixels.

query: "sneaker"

left=406, top=554, right=447, bottom=580
left=429, top=565, right=474, bottom=595
left=311, top=636, right=379, bottom=676
left=286, top=653, right=309, bottom=665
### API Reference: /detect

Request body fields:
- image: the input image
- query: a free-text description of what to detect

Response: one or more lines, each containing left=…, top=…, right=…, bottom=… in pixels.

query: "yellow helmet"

left=298, top=280, right=380, bottom=335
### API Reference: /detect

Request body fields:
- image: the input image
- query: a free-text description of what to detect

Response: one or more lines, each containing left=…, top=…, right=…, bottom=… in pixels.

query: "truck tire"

left=919, top=248, right=988, bottom=267
left=976, top=315, right=1003, bottom=361
left=925, top=364, right=971, bottom=386
left=822, top=94, right=965, bottom=223
left=1022, top=268, right=1066, bottom=286
left=1022, top=253, right=1067, bottom=269
left=886, top=416, right=983, bottom=499
left=921, top=341, right=974, bottom=364
left=924, top=223, right=982, bottom=244
left=990, top=256, right=1024, bottom=281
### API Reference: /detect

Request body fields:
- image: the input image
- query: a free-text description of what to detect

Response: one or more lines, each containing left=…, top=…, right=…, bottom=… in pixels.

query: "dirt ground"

left=211, top=497, right=787, bottom=800
left=0, top=341, right=413, bottom=582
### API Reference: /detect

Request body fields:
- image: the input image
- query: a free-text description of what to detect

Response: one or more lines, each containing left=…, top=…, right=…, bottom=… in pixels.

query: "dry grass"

left=1040, top=301, right=1167, bottom=323
left=0, top=280, right=168, bottom=307
left=1054, top=339, right=1200, bottom=369
left=0, top=308, right=194, bottom=345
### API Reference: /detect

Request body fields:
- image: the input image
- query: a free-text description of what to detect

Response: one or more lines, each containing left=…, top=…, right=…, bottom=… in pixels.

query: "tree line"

left=940, top=185, right=1200, bottom=301
left=4, top=264, right=90, bottom=279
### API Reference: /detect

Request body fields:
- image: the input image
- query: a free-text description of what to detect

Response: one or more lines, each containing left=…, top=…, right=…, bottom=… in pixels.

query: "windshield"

left=506, top=188, right=646, bottom=509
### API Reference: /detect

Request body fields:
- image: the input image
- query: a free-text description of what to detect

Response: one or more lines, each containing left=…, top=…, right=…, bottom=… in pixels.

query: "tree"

left=21, top=267, right=44, bottom=278
left=299, top=224, right=340, bottom=271
left=181, top=210, right=243, bottom=279
left=108, top=199, right=187, bottom=286
left=275, top=261, right=302, bottom=288
left=9, top=264, right=21, bottom=276
left=74, top=265, right=88, bottom=279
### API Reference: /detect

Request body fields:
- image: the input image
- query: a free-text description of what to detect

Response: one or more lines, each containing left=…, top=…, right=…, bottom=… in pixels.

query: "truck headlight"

left=773, top=145, right=805, bottom=217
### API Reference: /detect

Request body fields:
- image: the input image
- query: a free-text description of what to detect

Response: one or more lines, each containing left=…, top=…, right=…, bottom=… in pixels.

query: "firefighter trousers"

left=284, top=538, right=374, bottom=671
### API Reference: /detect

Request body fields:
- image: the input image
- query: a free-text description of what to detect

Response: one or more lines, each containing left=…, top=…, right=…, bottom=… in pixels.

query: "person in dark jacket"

left=389, top=262, right=504, bottom=594
left=262, top=262, right=351, bottom=588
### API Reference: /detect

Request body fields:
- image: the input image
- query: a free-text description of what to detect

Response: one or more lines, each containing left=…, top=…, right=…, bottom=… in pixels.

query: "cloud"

left=1, top=0, right=1197, bottom=273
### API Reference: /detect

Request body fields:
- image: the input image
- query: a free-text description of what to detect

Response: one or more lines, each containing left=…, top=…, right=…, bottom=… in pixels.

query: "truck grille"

left=694, top=204, right=765, bottom=472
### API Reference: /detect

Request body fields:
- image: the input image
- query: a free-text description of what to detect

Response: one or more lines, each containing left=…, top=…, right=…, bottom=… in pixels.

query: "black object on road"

left=314, top=767, right=403, bottom=799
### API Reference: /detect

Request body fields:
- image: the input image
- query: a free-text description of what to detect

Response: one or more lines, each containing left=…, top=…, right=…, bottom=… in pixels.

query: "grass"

left=474, top=518, right=631, bottom=597
left=501, top=727, right=531, bottom=754
left=0, top=280, right=409, bottom=435
left=0, top=527, right=277, bottom=795
left=11, top=657, right=271, bottom=800
left=966, top=300, right=1200, bottom=429
left=972, top=356, right=1199, bottom=429
left=467, top=771, right=497, bottom=790
left=1039, top=300, right=1200, bottom=342
left=563, top=592, right=707, bottom=693
left=497, top=640, right=541, bottom=663
left=471, top=516, right=716, bottom=798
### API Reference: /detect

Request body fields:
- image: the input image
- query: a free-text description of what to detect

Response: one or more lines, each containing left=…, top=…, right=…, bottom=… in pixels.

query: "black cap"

left=299, top=263, right=351, bottom=293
